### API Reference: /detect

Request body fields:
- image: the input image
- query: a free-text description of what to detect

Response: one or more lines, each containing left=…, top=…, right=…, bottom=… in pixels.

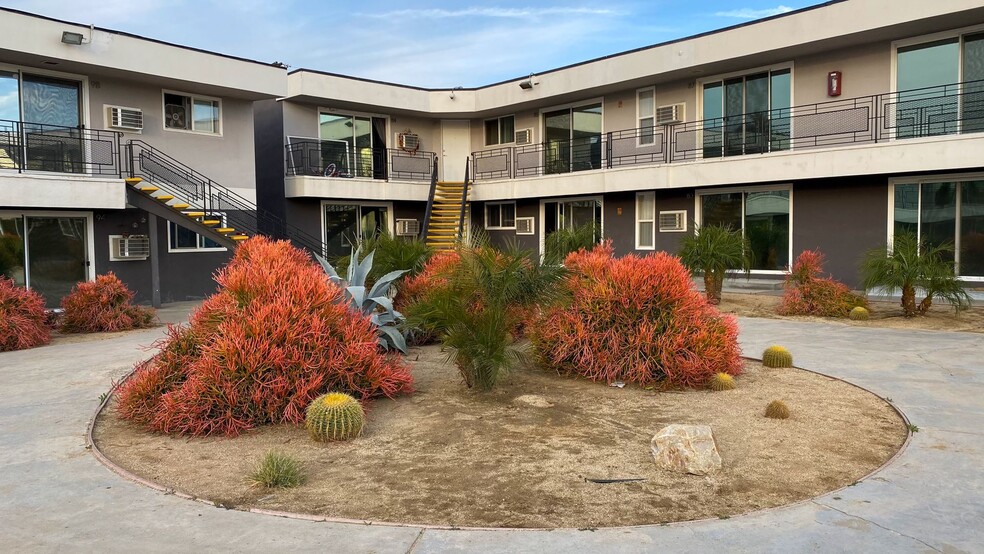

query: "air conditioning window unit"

left=399, top=132, right=420, bottom=152
left=658, top=210, right=687, bottom=232
left=515, top=217, right=534, bottom=236
left=514, top=128, right=534, bottom=145
left=106, top=105, right=143, bottom=131
left=655, top=103, right=685, bottom=125
left=109, top=235, right=151, bottom=261
left=395, top=219, right=420, bottom=237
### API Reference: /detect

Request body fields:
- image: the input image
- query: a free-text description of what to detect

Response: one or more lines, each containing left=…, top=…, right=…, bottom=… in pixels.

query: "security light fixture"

left=61, top=31, right=85, bottom=45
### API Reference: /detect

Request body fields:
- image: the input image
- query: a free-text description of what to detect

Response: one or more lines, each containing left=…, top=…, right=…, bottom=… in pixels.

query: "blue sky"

left=3, top=0, right=827, bottom=87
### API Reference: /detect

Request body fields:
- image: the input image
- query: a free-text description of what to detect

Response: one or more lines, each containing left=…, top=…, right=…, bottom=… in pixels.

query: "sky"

left=2, top=0, right=828, bottom=88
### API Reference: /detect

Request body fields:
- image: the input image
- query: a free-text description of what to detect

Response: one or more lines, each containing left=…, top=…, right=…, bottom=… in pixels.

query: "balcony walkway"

left=0, top=303, right=981, bottom=552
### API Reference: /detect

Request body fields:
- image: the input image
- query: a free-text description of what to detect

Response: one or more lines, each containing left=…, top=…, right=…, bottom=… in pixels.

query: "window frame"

left=166, top=215, right=228, bottom=253
left=636, top=87, right=656, bottom=146
left=484, top=115, right=516, bottom=146
left=887, top=172, right=984, bottom=280
left=635, top=191, right=656, bottom=250
left=694, top=184, right=793, bottom=275
left=162, top=89, right=223, bottom=136
left=485, top=201, right=517, bottom=230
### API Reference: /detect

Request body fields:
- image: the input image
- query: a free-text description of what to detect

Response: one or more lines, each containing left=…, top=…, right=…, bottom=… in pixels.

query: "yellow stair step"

left=125, top=177, right=143, bottom=185
left=155, top=195, right=174, bottom=202
left=139, top=186, right=159, bottom=193
left=216, top=227, right=236, bottom=234
left=202, top=220, right=221, bottom=226
left=183, top=211, right=206, bottom=217
left=231, top=235, right=249, bottom=241
left=171, top=203, right=190, bottom=210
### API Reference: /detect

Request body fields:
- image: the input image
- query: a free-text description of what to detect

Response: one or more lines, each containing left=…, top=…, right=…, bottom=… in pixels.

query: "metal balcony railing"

left=470, top=79, right=984, bottom=180
left=285, top=139, right=436, bottom=182
left=0, top=119, right=122, bottom=176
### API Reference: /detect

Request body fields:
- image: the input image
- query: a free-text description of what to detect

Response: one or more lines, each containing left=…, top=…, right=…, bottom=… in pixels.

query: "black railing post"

left=457, top=158, right=470, bottom=243
left=421, top=156, right=439, bottom=240
left=606, top=132, right=613, bottom=169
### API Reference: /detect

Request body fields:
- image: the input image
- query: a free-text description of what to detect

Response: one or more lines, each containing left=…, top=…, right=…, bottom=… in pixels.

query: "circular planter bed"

left=92, top=345, right=907, bottom=529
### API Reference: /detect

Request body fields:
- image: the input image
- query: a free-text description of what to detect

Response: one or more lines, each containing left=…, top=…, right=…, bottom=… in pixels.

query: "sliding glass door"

left=543, top=103, right=602, bottom=174
left=702, top=69, right=791, bottom=158
left=318, top=113, right=387, bottom=179
left=0, top=70, right=84, bottom=173
left=0, top=214, right=89, bottom=307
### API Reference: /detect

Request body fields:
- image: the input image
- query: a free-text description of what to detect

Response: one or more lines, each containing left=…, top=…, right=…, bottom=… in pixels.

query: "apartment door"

left=0, top=214, right=89, bottom=307
left=543, top=104, right=602, bottom=174
left=441, top=120, right=470, bottom=181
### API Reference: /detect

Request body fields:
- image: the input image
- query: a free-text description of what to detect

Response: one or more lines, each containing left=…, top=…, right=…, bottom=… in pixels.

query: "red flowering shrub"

left=777, top=250, right=868, bottom=318
left=116, top=236, right=413, bottom=437
left=396, top=250, right=461, bottom=312
left=60, top=272, right=155, bottom=333
left=530, top=243, right=742, bottom=389
left=0, top=277, right=50, bottom=351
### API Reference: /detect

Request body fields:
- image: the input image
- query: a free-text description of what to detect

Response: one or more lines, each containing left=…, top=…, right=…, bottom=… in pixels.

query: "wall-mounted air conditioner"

left=514, top=128, right=534, bottom=145
left=515, top=217, right=534, bottom=236
left=398, top=132, right=420, bottom=152
left=106, top=105, right=144, bottom=131
left=109, top=235, right=150, bottom=260
left=655, top=104, right=685, bottom=125
left=658, top=210, right=687, bottom=232
left=396, top=219, right=420, bottom=237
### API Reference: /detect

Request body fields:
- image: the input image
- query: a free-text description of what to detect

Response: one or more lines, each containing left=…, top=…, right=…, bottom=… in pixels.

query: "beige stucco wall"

left=793, top=41, right=892, bottom=105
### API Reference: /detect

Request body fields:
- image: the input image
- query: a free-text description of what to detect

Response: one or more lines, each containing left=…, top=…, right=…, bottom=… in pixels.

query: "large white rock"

left=650, top=424, right=722, bottom=475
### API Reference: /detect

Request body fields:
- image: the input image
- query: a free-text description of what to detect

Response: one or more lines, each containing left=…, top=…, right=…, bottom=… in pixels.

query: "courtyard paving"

left=0, top=303, right=981, bottom=553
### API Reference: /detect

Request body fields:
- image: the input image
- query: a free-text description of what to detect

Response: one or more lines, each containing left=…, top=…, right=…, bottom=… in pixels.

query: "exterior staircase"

left=125, top=140, right=323, bottom=253
left=424, top=180, right=470, bottom=251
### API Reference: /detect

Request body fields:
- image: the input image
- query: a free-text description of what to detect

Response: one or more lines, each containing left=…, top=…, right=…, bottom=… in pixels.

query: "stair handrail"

left=457, top=157, right=470, bottom=243
left=420, top=156, right=439, bottom=240
left=127, top=140, right=324, bottom=254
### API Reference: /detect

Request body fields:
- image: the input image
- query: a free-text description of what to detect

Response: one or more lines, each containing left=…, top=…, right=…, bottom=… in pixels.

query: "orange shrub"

left=530, top=243, right=742, bottom=388
left=116, top=236, right=413, bottom=437
left=777, top=250, right=868, bottom=318
left=60, top=272, right=155, bottom=333
left=0, top=277, right=50, bottom=351
left=396, top=250, right=461, bottom=312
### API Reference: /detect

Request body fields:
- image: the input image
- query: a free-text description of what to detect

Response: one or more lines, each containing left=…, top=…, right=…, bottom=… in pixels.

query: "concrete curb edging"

left=85, top=357, right=913, bottom=533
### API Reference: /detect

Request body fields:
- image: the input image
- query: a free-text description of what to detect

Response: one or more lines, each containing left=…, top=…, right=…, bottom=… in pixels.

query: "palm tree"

left=860, top=231, right=971, bottom=317
left=678, top=224, right=750, bottom=305
left=407, top=241, right=567, bottom=390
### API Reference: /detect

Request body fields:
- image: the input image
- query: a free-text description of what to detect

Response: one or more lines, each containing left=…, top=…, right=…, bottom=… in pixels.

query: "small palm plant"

left=544, top=223, right=600, bottom=265
left=408, top=241, right=567, bottom=391
left=678, top=224, right=750, bottom=305
left=860, top=232, right=971, bottom=317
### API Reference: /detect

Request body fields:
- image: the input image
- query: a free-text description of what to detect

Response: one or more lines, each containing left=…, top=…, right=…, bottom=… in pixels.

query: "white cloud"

left=357, top=6, right=617, bottom=20
left=714, top=5, right=794, bottom=19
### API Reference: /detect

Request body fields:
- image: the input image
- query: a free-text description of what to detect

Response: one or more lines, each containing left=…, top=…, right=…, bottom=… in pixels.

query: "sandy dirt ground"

left=718, top=292, right=984, bottom=333
left=94, top=345, right=907, bottom=528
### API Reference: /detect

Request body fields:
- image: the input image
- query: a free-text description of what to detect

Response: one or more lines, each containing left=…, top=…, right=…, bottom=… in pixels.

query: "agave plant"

left=860, top=232, right=971, bottom=317
left=315, top=248, right=408, bottom=353
left=678, top=224, right=750, bottom=305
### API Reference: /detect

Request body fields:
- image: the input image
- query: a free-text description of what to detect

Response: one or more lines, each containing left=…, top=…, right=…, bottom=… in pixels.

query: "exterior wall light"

left=61, top=31, right=85, bottom=45
left=519, top=74, right=537, bottom=90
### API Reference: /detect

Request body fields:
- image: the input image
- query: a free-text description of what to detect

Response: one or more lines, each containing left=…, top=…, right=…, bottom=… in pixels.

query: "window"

left=485, top=202, right=517, bottom=229
left=636, top=192, right=655, bottom=249
left=484, top=115, right=515, bottom=146
left=323, top=202, right=390, bottom=258
left=163, top=92, right=220, bottom=134
left=543, top=102, right=602, bottom=174
left=892, top=179, right=984, bottom=277
left=698, top=187, right=791, bottom=271
left=701, top=68, right=791, bottom=157
left=895, top=31, right=984, bottom=137
left=543, top=197, right=602, bottom=241
left=637, top=88, right=655, bottom=145
left=167, top=219, right=225, bottom=252
left=319, top=112, right=387, bottom=179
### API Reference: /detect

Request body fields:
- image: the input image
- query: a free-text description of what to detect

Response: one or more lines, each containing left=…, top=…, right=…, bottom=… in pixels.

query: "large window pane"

left=319, top=114, right=354, bottom=175
left=353, top=117, right=373, bottom=178
left=0, top=216, right=26, bottom=287
left=701, top=192, right=742, bottom=230
left=702, top=83, right=724, bottom=158
left=499, top=116, right=514, bottom=144
left=0, top=71, right=19, bottom=121
left=26, top=216, right=86, bottom=308
left=745, top=190, right=790, bottom=270
left=920, top=182, right=957, bottom=263
left=894, top=183, right=919, bottom=237
left=962, top=34, right=984, bottom=133
left=544, top=109, right=571, bottom=174
left=724, top=78, right=744, bottom=156
left=484, top=119, right=499, bottom=145
left=192, top=99, right=219, bottom=133
left=770, top=69, right=792, bottom=151
left=324, top=204, right=359, bottom=258
left=22, top=75, right=80, bottom=127
left=960, top=181, right=984, bottom=276
left=897, top=39, right=959, bottom=137
left=572, top=104, right=602, bottom=171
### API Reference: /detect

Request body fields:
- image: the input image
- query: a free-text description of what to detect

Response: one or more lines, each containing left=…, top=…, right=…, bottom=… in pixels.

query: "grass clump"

left=249, top=450, right=304, bottom=488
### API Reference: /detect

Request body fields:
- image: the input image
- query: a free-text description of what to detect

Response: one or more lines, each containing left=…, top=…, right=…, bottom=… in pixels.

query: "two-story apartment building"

left=257, top=0, right=984, bottom=287
left=0, top=8, right=286, bottom=306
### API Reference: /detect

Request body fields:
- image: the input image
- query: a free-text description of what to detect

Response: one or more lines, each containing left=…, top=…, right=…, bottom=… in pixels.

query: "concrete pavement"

left=1, top=304, right=981, bottom=553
